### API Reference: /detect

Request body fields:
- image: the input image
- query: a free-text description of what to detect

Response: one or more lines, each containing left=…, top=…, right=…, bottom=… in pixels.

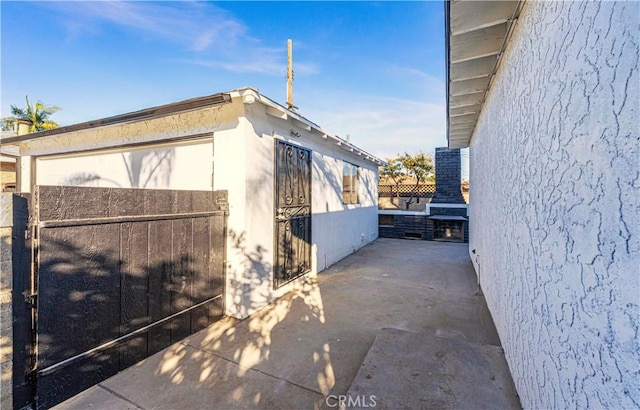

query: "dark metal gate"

left=274, top=141, right=312, bottom=288
left=29, top=186, right=228, bottom=409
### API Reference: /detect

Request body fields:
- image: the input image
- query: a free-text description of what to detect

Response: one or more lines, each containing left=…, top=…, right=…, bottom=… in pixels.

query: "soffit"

left=446, top=0, right=524, bottom=148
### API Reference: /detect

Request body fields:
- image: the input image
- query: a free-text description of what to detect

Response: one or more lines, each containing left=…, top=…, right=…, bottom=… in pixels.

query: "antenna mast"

left=286, top=39, right=297, bottom=110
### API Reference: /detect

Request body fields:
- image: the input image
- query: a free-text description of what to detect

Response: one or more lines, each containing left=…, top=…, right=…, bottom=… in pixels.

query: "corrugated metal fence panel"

left=32, top=186, right=227, bottom=409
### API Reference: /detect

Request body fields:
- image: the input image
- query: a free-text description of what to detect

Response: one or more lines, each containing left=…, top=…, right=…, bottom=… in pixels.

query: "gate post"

left=1, top=193, right=31, bottom=409
left=1, top=194, right=15, bottom=409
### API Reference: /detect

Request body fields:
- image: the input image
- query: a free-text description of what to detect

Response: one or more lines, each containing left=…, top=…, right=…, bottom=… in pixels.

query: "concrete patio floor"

left=55, top=238, right=520, bottom=410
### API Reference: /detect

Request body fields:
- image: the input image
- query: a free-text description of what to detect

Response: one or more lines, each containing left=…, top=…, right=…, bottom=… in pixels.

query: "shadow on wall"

left=227, top=229, right=273, bottom=317
left=123, top=149, right=175, bottom=188
left=313, top=153, right=377, bottom=211
left=361, top=168, right=377, bottom=208
left=61, top=148, right=176, bottom=188
left=313, top=153, right=343, bottom=213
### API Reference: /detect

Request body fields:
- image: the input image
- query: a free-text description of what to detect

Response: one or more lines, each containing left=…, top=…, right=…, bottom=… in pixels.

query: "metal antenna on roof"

left=286, top=39, right=298, bottom=110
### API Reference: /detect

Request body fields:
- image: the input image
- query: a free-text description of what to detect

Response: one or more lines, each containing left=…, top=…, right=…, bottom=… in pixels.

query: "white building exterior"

left=447, top=1, right=639, bottom=408
left=5, top=87, right=383, bottom=319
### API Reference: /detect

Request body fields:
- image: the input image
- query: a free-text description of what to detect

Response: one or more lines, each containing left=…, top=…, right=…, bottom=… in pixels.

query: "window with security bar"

left=342, top=161, right=359, bottom=204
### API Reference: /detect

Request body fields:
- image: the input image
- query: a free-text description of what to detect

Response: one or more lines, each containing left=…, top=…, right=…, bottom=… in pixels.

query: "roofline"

left=1, top=86, right=385, bottom=166
left=444, top=0, right=451, bottom=148
left=0, top=92, right=232, bottom=145
left=446, top=1, right=524, bottom=149
left=232, top=87, right=386, bottom=166
left=230, top=87, right=322, bottom=131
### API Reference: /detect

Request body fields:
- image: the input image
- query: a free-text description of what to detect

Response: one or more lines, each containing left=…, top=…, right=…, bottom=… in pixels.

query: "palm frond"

left=5, top=95, right=61, bottom=133
left=41, top=104, right=61, bottom=116
left=39, top=121, right=60, bottom=131
left=10, top=105, right=27, bottom=118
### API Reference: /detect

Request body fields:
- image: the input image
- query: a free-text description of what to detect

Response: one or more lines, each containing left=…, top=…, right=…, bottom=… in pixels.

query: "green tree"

left=380, top=152, right=434, bottom=209
left=399, top=152, right=434, bottom=209
left=1, top=96, right=61, bottom=132
left=380, top=156, right=407, bottom=204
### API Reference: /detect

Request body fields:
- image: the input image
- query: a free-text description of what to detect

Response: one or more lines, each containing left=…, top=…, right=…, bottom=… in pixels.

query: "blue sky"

left=2, top=1, right=464, bottom=174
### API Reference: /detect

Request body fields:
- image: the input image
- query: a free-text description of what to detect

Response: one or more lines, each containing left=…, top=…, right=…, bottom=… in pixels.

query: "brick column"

left=431, top=147, right=465, bottom=204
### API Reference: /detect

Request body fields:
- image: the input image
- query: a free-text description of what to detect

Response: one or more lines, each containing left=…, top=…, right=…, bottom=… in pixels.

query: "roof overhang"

left=232, top=87, right=386, bottom=166
left=0, top=86, right=385, bottom=166
left=0, top=93, right=232, bottom=145
left=446, top=0, right=524, bottom=148
left=0, top=145, right=19, bottom=158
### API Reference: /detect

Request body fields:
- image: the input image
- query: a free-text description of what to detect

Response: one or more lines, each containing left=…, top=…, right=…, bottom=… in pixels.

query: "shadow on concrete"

left=56, top=238, right=519, bottom=410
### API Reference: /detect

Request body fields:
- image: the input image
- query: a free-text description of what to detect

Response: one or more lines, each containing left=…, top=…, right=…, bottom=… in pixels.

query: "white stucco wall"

left=22, top=92, right=380, bottom=321
left=36, top=139, right=215, bottom=190
left=468, top=2, right=639, bottom=408
left=225, top=100, right=379, bottom=318
left=23, top=100, right=244, bottom=191
left=310, top=150, right=379, bottom=270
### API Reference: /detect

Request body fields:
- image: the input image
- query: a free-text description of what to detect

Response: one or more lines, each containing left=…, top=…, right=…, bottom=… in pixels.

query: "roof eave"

left=446, top=0, right=524, bottom=149
left=232, top=87, right=386, bottom=166
left=0, top=92, right=233, bottom=145
left=445, top=0, right=452, bottom=148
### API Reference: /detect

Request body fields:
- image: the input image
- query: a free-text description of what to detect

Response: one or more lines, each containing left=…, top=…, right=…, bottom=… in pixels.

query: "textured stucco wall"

left=468, top=1, right=639, bottom=408
left=1, top=195, right=13, bottom=410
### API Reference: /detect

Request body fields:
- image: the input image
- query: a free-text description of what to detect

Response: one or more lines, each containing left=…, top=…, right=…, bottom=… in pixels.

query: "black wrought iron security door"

left=274, top=141, right=311, bottom=288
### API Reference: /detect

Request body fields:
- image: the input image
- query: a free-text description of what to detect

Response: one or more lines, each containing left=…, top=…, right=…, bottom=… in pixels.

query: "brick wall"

left=378, top=207, right=468, bottom=243
left=429, top=207, right=469, bottom=243
left=379, top=214, right=428, bottom=240
left=431, top=148, right=465, bottom=204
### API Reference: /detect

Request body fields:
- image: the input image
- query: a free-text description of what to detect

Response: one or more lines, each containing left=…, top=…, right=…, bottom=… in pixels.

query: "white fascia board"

left=234, top=87, right=385, bottom=166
